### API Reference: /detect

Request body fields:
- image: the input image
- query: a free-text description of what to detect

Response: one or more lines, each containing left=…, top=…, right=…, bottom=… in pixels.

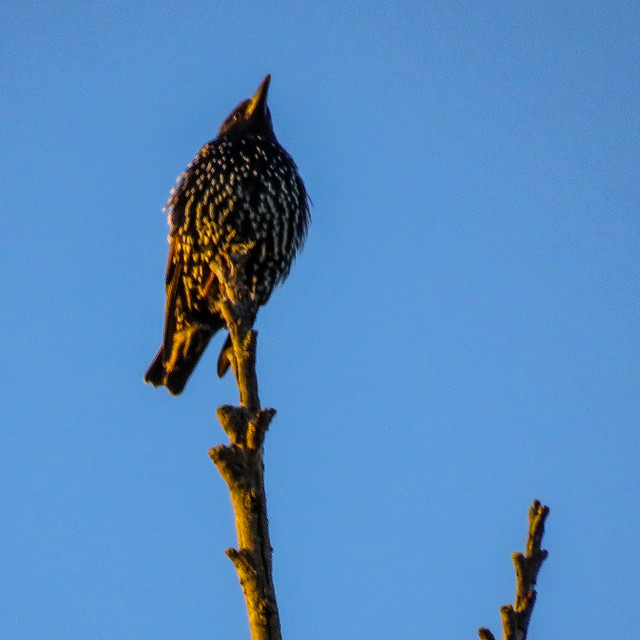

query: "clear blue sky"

left=2, top=2, right=638, bottom=638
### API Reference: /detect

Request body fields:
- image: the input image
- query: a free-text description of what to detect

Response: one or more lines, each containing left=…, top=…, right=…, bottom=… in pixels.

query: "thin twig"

left=478, top=500, right=549, bottom=640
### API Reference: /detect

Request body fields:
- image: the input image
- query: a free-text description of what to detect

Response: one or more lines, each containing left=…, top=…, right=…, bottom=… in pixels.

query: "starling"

left=144, top=74, right=310, bottom=395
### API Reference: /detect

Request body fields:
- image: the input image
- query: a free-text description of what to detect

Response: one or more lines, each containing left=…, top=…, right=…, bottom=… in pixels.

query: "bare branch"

left=478, top=500, right=550, bottom=640
left=208, top=247, right=282, bottom=640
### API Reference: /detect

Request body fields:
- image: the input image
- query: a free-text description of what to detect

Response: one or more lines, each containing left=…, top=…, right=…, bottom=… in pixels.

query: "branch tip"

left=478, top=628, right=496, bottom=640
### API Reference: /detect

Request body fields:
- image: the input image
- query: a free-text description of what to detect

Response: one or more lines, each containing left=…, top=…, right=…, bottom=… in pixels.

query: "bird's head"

left=218, top=74, right=274, bottom=138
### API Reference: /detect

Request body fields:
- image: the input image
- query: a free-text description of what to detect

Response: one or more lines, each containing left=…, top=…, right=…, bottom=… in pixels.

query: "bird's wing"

left=162, top=236, right=184, bottom=351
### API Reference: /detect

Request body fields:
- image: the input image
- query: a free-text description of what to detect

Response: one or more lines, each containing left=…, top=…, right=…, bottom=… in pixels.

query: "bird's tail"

left=144, top=326, right=214, bottom=395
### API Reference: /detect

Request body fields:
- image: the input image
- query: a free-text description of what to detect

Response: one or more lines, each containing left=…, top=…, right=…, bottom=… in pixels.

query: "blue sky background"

left=1, top=2, right=638, bottom=638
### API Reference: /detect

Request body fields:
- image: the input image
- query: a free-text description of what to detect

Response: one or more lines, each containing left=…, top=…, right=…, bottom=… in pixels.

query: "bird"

left=144, top=74, right=310, bottom=395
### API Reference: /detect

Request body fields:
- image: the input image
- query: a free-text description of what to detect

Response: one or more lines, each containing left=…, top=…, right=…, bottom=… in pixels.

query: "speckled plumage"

left=145, top=75, right=310, bottom=395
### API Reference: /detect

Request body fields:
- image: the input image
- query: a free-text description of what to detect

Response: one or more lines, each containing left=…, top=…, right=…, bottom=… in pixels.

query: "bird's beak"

left=245, top=74, right=271, bottom=119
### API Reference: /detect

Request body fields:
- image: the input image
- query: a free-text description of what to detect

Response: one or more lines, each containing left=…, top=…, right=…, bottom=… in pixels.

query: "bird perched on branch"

left=144, top=75, right=310, bottom=395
